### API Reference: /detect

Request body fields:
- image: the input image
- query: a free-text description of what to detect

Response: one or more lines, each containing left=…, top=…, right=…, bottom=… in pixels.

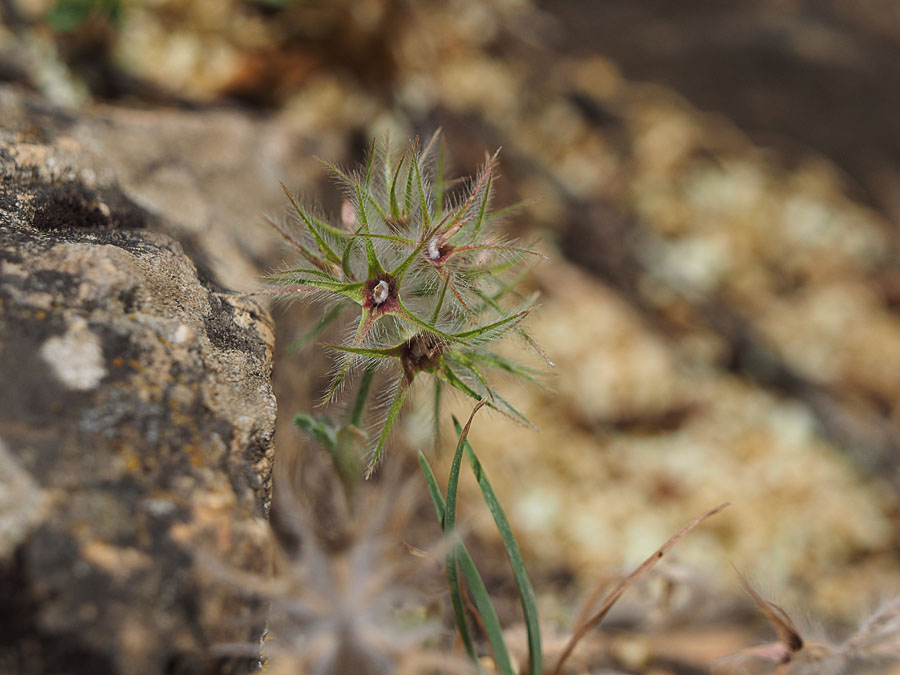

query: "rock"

left=0, top=83, right=363, bottom=293
left=0, top=145, right=276, bottom=674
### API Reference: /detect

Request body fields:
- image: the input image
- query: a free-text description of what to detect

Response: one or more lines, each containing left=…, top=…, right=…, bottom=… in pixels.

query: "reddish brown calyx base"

left=362, top=273, right=399, bottom=315
left=400, top=332, right=446, bottom=382
left=424, top=237, right=453, bottom=266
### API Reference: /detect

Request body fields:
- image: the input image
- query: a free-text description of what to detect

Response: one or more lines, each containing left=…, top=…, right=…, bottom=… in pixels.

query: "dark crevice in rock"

left=32, top=183, right=115, bottom=230
left=0, top=543, right=119, bottom=675
left=203, top=294, right=265, bottom=355
left=30, top=182, right=150, bottom=231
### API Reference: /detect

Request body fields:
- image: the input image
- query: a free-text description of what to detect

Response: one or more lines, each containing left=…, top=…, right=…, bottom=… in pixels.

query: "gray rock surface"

left=0, top=84, right=350, bottom=292
left=0, top=124, right=277, bottom=674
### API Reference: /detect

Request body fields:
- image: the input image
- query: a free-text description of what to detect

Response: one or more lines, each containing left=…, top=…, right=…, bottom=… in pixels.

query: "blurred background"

left=3, top=0, right=900, bottom=671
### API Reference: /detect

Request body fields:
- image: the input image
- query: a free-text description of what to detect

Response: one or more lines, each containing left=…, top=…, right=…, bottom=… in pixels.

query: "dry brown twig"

left=715, top=576, right=900, bottom=674
left=552, top=502, right=731, bottom=675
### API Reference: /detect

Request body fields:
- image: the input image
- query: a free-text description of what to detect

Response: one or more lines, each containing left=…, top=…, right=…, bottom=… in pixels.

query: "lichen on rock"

left=0, top=132, right=277, bottom=674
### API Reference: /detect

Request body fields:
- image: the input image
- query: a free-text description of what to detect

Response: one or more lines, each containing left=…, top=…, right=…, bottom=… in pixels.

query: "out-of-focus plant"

left=714, top=579, right=900, bottom=674
left=46, top=0, right=122, bottom=33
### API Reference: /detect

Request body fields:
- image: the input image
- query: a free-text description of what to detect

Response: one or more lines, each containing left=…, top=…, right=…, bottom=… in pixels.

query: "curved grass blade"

left=432, top=378, right=443, bottom=448
left=453, top=417, right=543, bottom=675
left=418, top=452, right=481, bottom=669
left=457, top=553, right=514, bottom=675
left=444, top=401, right=514, bottom=675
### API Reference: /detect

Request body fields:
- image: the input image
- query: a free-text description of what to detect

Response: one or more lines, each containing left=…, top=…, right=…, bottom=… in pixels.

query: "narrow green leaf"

left=349, top=362, right=375, bottom=427
left=472, top=164, right=493, bottom=241
left=355, top=180, right=383, bottom=278
left=438, top=364, right=533, bottom=427
left=444, top=351, right=494, bottom=400
left=447, top=242, right=544, bottom=262
left=493, top=390, right=536, bottom=428
left=452, top=308, right=531, bottom=343
left=383, top=134, right=392, bottom=200
left=419, top=128, right=441, bottom=166
left=430, top=274, right=451, bottom=324
left=404, top=146, right=416, bottom=216
left=349, top=232, right=416, bottom=245
left=441, top=150, right=498, bottom=234
left=265, top=267, right=334, bottom=280
left=319, top=159, right=356, bottom=189
left=363, top=138, right=377, bottom=188
left=389, top=154, right=406, bottom=219
left=341, top=231, right=358, bottom=280
left=293, top=413, right=336, bottom=452
left=466, top=348, right=542, bottom=386
left=469, top=286, right=548, bottom=363
left=444, top=402, right=482, bottom=534
left=413, top=151, right=432, bottom=234
left=323, top=357, right=351, bottom=405
left=445, top=402, right=514, bottom=675
left=439, top=362, right=484, bottom=402
left=322, top=312, right=368, bottom=403
left=457, top=552, right=515, bottom=675
left=323, top=343, right=403, bottom=360
left=392, top=298, right=460, bottom=343
left=434, top=134, right=447, bottom=220
left=365, top=379, right=410, bottom=477
left=269, top=223, right=330, bottom=274
left=320, top=156, right=390, bottom=223
left=265, top=276, right=365, bottom=301
left=280, top=184, right=344, bottom=264
left=418, top=453, right=481, bottom=667
left=454, top=419, right=543, bottom=675
left=362, top=144, right=390, bottom=224
left=417, top=451, right=446, bottom=528
left=432, top=378, right=443, bottom=448
left=391, top=232, right=433, bottom=284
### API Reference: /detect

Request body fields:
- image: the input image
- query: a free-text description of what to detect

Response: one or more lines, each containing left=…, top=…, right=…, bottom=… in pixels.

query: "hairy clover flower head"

left=268, top=131, right=547, bottom=475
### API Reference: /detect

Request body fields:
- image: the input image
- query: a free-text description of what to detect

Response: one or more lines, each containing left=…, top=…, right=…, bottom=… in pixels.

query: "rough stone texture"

left=0, top=83, right=360, bottom=293
left=0, top=134, right=276, bottom=674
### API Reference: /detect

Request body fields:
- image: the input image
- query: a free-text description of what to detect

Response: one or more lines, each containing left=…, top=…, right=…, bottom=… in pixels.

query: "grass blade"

left=457, top=552, right=515, bottom=675
left=418, top=452, right=482, bottom=669
left=454, top=417, right=543, bottom=675
left=444, top=401, right=514, bottom=675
